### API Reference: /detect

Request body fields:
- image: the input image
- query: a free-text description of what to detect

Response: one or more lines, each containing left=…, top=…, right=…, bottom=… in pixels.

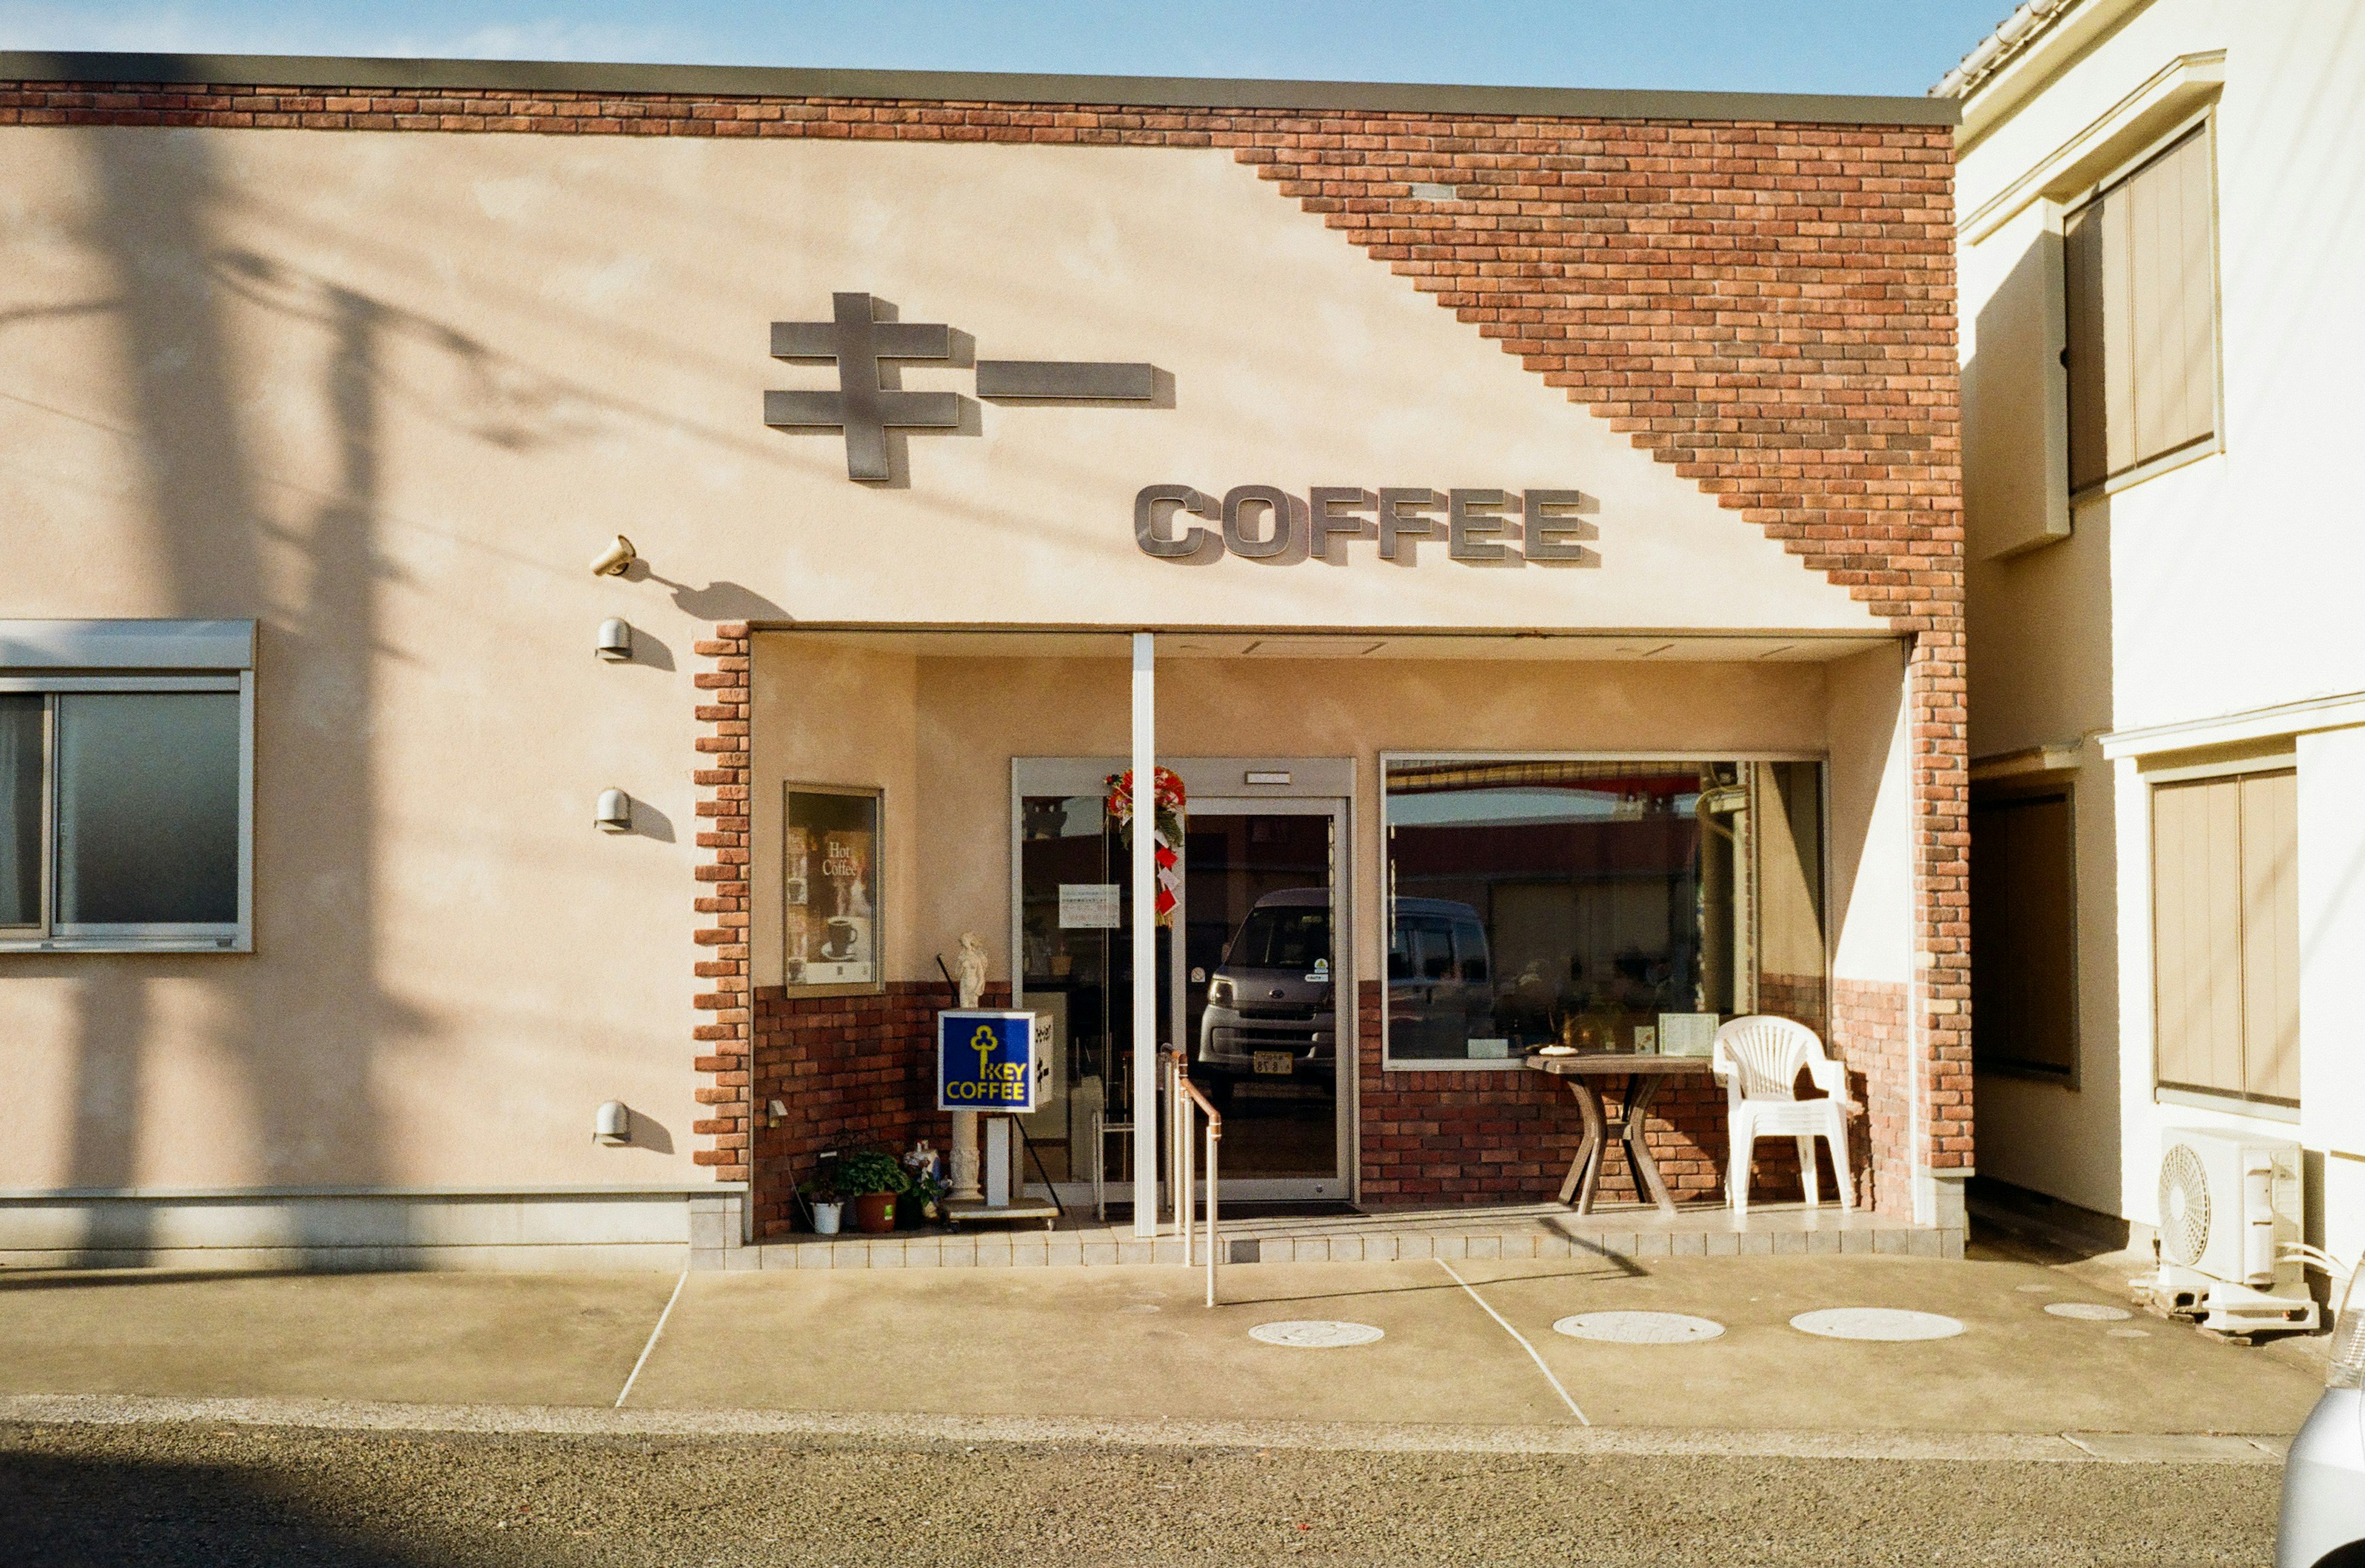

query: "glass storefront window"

left=0, top=684, right=251, bottom=948
left=0, top=696, right=41, bottom=929
left=1017, top=792, right=1125, bottom=1184
left=55, top=692, right=241, bottom=928
left=1383, top=757, right=1825, bottom=1065
left=782, top=785, right=881, bottom=992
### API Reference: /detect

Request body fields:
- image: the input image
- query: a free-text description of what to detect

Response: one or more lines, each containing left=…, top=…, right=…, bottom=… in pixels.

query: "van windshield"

left=1224, top=905, right=1330, bottom=971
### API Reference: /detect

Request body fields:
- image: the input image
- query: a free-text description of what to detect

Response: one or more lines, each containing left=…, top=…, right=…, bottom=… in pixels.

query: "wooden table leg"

left=1620, top=1073, right=1678, bottom=1215
left=1556, top=1078, right=1596, bottom=1205
left=1563, top=1079, right=1607, bottom=1213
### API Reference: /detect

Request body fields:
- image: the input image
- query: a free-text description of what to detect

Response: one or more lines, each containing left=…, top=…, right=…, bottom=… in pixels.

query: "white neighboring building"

left=1949, top=0, right=2365, bottom=1279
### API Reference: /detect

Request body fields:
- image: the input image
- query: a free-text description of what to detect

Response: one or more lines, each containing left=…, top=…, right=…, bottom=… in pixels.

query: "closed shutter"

left=2238, top=771, right=2300, bottom=1101
left=2150, top=769, right=2298, bottom=1105
left=1971, top=792, right=2076, bottom=1075
left=2127, top=127, right=2217, bottom=462
left=2063, top=201, right=2111, bottom=493
left=2061, top=124, right=2218, bottom=493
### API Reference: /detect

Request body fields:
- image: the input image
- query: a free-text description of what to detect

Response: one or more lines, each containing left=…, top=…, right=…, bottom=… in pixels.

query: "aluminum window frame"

left=0, top=671, right=254, bottom=954
left=1377, top=749, right=1829, bottom=1073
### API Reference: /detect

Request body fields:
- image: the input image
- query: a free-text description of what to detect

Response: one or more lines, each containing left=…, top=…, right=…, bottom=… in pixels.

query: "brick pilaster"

left=690, top=621, right=751, bottom=1182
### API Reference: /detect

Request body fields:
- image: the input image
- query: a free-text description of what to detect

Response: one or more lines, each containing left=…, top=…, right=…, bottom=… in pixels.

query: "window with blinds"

left=1972, top=791, right=2077, bottom=1077
left=2063, top=123, right=2219, bottom=495
left=2150, top=769, right=2300, bottom=1108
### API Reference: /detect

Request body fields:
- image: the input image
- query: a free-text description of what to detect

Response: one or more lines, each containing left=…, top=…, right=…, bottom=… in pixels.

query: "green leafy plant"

left=832, top=1149, right=911, bottom=1197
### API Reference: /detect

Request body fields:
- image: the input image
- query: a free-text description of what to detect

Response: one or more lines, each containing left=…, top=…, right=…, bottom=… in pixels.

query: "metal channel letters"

left=1134, top=486, right=1596, bottom=567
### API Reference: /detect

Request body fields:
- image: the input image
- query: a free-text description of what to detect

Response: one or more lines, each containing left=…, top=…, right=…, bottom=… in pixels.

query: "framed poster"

left=784, top=784, right=881, bottom=993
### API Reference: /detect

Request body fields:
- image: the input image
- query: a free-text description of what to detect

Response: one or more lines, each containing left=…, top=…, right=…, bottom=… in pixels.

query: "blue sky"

left=0, top=2, right=2008, bottom=98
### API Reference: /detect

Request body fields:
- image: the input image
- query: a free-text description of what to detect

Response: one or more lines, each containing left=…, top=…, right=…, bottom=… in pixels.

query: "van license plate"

left=1253, top=1052, right=1293, bottom=1076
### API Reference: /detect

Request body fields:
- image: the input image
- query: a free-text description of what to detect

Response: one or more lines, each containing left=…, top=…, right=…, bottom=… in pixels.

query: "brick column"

left=691, top=621, right=751, bottom=1184
left=1914, top=621, right=1974, bottom=1194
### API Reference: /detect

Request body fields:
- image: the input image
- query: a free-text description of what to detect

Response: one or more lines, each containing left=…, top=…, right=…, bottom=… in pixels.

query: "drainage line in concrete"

left=615, top=1270, right=689, bottom=1409
left=1435, top=1258, right=1589, bottom=1426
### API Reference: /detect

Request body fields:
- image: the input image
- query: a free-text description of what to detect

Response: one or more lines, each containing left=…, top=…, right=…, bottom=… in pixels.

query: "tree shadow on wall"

left=39, top=128, right=457, bottom=1265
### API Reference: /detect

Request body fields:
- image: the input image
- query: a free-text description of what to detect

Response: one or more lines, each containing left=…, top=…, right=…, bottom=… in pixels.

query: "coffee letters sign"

left=1134, top=486, right=1598, bottom=567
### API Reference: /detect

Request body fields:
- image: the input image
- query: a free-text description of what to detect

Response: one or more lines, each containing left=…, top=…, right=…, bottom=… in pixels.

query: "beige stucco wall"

left=0, top=118, right=1890, bottom=1195
left=1957, top=0, right=2365, bottom=1234
left=1823, top=643, right=1913, bottom=992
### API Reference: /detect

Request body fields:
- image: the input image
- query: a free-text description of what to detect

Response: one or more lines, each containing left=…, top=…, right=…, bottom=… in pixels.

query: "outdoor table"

left=1524, top=1051, right=1719, bottom=1216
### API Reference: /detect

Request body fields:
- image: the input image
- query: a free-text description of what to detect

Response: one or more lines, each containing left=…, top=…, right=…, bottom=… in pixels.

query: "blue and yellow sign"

left=936, top=1010, right=1040, bottom=1113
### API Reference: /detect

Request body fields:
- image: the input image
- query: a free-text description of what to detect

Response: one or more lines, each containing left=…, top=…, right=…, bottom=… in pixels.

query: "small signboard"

left=1057, top=883, right=1122, bottom=929
left=937, top=1010, right=1044, bottom=1113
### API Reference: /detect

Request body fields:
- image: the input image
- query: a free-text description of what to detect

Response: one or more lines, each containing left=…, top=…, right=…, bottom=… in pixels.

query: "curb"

left=0, top=1394, right=2289, bottom=1464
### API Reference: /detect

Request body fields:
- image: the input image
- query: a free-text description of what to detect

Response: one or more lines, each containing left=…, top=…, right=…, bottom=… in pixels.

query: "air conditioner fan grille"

left=2159, top=1141, right=2212, bottom=1267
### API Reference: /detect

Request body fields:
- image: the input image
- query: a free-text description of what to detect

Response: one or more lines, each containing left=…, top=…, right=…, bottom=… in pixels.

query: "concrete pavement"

left=0, top=1249, right=2324, bottom=1565
left=0, top=1249, right=2324, bottom=1440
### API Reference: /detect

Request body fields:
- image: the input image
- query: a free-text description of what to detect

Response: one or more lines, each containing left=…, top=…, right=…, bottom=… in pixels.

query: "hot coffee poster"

left=784, top=791, right=878, bottom=988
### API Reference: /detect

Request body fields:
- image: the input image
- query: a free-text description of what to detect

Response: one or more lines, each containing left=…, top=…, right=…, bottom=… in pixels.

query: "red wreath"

left=1106, top=766, right=1186, bottom=926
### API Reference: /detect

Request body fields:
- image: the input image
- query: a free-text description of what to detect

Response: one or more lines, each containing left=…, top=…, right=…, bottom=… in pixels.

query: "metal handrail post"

left=1176, top=1059, right=1187, bottom=1238
left=1204, top=1114, right=1220, bottom=1307
left=1173, top=1069, right=1222, bottom=1306
left=1178, top=1062, right=1195, bottom=1263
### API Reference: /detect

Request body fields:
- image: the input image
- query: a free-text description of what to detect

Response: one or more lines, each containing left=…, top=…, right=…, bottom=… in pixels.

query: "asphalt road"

left=0, top=1421, right=2282, bottom=1568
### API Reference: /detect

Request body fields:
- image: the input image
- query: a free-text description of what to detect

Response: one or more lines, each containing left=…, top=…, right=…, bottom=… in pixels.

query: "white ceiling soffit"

left=761, top=629, right=1896, bottom=663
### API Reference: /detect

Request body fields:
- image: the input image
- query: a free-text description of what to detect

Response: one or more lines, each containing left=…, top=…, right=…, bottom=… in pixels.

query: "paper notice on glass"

left=1658, top=1012, right=1721, bottom=1057
left=1059, top=883, right=1122, bottom=929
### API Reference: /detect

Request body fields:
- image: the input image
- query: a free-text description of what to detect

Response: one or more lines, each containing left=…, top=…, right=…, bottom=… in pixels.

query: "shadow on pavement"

left=0, top=1269, right=338, bottom=1295
left=0, top=1446, right=418, bottom=1567
left=1212, top=1259, right=1630, bottom=1310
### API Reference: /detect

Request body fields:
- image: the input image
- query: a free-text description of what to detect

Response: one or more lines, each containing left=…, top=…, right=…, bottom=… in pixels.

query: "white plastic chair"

left=1711, top=1016, right=1862, bottom=1218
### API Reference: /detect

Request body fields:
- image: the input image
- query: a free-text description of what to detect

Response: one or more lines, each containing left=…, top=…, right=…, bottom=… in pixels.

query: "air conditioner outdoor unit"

left=2141, top=1126, right=2318, bottom=1336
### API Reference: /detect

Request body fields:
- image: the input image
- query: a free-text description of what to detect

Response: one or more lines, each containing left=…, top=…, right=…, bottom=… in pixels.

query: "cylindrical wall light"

left=594, top=1101, right=631, bottom=1146
left=589, top=536, right=637, bottom=576
left=596, top=788, right=633, bottom=833
left=596, top=618, right=633, bottom=661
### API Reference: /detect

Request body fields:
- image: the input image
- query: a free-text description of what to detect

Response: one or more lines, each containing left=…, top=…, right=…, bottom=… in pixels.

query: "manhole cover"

left=1120, top=1303, right=1163, bottom=1314
left=2045, top=1302, right=2133, bottom=1322
left=1789, top=1308, right=1966, bottom=1341
left=1553, top=1311, right=1725, bottom=1344
left=2015, top=1283, right=2059, bottom=1293
left=1249, top=1320, right=1385, bottom=1348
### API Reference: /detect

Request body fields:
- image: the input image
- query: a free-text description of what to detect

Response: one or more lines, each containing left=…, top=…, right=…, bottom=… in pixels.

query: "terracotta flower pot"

left=854, top=1192, right=897, bottom=1234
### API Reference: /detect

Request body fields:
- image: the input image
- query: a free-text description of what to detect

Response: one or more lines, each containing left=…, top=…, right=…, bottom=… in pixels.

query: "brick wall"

left=1834, top=977, right=1914, bottom=1218
left=749, top=980, right=995, bottom=1237
left=1355, top=983, right=1850, bottom=1210
left=0, top=71, right=1962, bottom=1203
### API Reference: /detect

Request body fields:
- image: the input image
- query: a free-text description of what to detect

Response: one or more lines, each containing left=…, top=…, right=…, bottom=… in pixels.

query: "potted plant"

left=898, top=1165, right=948, bottom=1229
left=833, top=1149, right=910, bottom=1234
left=798, top=1175, right=844, bottom=1237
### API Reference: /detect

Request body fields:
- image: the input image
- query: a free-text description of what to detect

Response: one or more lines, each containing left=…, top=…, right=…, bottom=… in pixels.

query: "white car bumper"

left=2281, top=1388, right=2365, bottom=1568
